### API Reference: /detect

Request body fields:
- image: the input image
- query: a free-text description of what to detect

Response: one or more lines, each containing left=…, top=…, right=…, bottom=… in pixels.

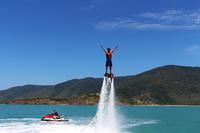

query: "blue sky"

left=1, top=0, right=200, bottom=89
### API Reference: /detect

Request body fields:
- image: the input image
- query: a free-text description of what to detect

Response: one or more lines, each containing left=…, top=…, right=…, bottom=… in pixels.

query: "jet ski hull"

left=41, top=115, right=69, bottom=122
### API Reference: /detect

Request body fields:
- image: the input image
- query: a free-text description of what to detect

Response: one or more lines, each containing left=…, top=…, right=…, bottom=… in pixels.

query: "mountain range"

left=1, top=65, right=200, bottom=105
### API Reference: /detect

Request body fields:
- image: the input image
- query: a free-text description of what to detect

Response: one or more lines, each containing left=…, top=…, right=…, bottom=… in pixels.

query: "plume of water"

left=95, top=78, right=119, bottom=133
left=96, top=77, right=109, bottom=126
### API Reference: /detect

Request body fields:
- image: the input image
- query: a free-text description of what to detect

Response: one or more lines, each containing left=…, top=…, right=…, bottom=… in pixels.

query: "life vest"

left=106, top=51, right=112, bottom=59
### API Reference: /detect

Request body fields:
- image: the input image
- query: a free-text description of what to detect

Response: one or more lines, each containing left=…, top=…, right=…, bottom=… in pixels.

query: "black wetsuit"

left=53, top=112, right=59, bottom=116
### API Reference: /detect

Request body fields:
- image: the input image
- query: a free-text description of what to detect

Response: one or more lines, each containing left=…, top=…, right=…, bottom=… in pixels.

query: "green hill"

left=1, top=65, right=200, bottom=105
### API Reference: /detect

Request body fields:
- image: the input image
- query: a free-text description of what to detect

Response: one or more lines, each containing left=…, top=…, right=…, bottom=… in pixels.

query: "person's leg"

left=106, top=66, right=108, bottom=73
left=110, top=60, right=113, bottom=74
left=106, top=60, right=109, bottom=74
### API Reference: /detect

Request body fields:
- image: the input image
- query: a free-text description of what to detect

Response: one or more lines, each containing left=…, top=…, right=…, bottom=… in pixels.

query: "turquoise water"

left=0, top=105, right=200, bottom=133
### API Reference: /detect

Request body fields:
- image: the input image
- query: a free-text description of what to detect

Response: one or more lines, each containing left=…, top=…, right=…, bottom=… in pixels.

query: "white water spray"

left=95, top=78, right=119, bottom=133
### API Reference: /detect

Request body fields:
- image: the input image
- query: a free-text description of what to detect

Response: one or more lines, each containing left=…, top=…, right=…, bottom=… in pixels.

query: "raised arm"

left=100, top=45, right=106, bottom=53
left=112, top=45, right=118, bottom=53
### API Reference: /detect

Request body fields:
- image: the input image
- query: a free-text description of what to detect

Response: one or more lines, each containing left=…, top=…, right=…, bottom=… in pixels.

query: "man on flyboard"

left=100, top=45, right=118, bottom=79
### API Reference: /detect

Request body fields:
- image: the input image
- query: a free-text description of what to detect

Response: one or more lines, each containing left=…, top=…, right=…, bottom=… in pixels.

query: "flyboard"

left=104, top=73, right=114, bottom=81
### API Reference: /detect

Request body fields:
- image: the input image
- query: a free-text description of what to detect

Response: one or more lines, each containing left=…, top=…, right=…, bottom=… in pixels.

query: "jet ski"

left=41, top=114, right=69, bottom=122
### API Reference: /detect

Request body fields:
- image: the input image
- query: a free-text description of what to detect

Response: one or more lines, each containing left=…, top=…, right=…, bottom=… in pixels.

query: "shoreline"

left=1, top=103, right=200, bottom=107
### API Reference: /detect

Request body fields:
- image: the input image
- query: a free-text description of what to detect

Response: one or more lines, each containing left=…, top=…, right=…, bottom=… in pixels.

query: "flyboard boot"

left=109, top=73, right=114, bottom=81
left=104, top=72, right=109, bottom=85
left=104, top=72, right=109, bottom=78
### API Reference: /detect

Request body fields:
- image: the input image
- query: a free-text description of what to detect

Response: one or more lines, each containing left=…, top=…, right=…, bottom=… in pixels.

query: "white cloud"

left=96, top=19, right=200, bottom=30
left=141, top=10, right=200, bottom=24
left=96, top=9, right=200, bottom=30
left=185, top=45, right=200, bottom=55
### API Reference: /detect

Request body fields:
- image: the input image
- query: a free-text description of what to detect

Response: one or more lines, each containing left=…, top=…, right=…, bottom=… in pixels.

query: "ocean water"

left=0, top=105, right=200, bottom=133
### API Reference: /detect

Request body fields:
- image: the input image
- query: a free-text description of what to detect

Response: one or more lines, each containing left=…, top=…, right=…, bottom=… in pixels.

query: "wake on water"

left=0, top=77, right=120, bottom=133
